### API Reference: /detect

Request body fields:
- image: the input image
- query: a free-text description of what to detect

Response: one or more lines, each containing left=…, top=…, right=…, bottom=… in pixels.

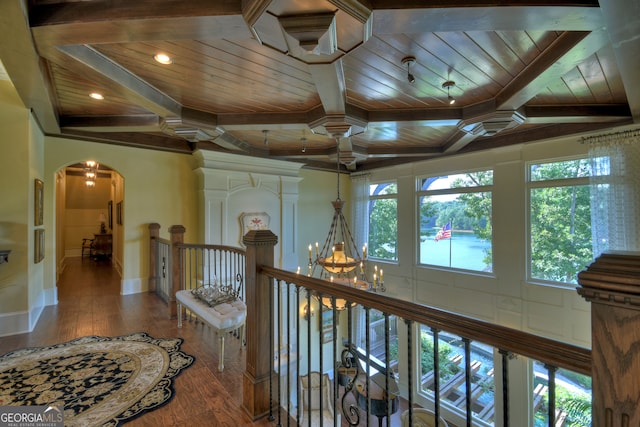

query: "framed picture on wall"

left=34, top=229, right=45, bottom=263
left=116, top=201, right=123, bottom=225
left=34, top=179, right=44, bottom=226
left=108, top=200, right=113, bottom=229
left=321, top=309, right=333, bottom=343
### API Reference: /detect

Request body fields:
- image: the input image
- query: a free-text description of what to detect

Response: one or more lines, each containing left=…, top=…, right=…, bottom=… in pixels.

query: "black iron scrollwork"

left=340, top=343, right=362, bottom=426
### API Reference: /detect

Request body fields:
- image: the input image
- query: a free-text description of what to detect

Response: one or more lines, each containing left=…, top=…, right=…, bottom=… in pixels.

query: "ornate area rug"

left=0, top=332, right=194, bottom=426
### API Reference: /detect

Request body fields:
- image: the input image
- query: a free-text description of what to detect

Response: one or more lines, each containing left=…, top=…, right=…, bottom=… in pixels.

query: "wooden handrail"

left=177, top=242, right=246, bottom=255
left=261, top=265, right=591, bottom=376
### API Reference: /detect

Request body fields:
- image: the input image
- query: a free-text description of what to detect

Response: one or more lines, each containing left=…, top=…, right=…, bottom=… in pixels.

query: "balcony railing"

left=261, top=266, right=591, bottom=427
left=153, top=225, right=640, bottom=426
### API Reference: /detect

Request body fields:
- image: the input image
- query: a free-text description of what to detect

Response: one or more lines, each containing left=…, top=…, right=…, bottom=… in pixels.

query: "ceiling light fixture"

left=89, top=92, right=104, bottom=100
left=442, top=80, right=456, bottom=105
left=153, top=53, right=173, bottom=65
left=304, top=143, right=386, bottom=309
left=401, top=56, right=416, bottom=84
left=84, top=160, right=99, bottom=188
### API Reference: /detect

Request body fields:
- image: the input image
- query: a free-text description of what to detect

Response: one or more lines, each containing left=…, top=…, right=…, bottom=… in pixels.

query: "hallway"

left=0, top=257, right=272, bottom=426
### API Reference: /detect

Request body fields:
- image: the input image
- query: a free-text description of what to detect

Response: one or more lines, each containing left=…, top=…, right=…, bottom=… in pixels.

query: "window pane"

left=370, top=182, right=397, bottom=196
left=420, top=171, right=493, bottom=190
left=368, top=182, right=398, bottom=262
left=366, top=310, right=399, bottom=377
left=369, top=198, right=397, bottom=260
left=419, top=193, right=492, bottom=272
left=533, top=361, right=592, bottom=427
left=419, top=327, right=496, bottom=423
left=530, top=185, right=592, bottom=283
left=530, top=159, right=591, bottom=181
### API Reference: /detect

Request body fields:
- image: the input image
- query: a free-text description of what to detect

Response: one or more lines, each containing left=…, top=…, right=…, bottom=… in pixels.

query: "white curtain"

left=350, top=172, right=370, bottom=254
left=585, top=128, right=640, bottom=257
left=350, top=172, right=370, bottom=347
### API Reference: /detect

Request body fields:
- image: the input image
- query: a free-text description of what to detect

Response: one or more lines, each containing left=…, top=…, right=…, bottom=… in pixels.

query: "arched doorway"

left=55, top=161, right=125, bottom=292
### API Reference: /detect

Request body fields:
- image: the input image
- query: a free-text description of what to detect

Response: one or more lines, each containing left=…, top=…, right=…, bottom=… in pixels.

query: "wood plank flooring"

left=0, top=257, right=273, bottom=426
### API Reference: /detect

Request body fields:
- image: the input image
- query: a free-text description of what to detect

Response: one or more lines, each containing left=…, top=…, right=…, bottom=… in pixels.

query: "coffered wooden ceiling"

left=1, top=0, right=638, bottom=171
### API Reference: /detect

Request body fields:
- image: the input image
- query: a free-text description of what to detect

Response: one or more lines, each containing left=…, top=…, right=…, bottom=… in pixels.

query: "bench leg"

left=218, top=333, right=225, bottom=372
left=177, top=302, right=183, bottom=328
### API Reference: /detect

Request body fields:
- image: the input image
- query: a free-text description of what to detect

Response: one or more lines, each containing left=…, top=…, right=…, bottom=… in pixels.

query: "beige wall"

left=296, top=168, right=352, bottom=270
left=44, top=137, right=200, bottom=296
left=64, top=173, right=111, bottom=256
left=0, top=80, right=45, bottom=334
left=364, top=137, right=593, bottom=349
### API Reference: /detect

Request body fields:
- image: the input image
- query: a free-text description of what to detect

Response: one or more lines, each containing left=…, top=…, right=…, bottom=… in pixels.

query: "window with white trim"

left=528, top=158, right=596, bottom=285
left=417, top=171, right=493, bottom=272
left=368, top=182, right=397, bottom=262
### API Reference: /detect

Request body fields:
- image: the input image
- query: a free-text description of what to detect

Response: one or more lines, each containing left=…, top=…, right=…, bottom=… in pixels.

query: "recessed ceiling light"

left=89, top=92, right=104, bottom=100
left=154, top=53, right=173, bottom=65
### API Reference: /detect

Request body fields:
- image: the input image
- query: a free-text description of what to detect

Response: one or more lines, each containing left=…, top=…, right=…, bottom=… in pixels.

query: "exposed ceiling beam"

left=0, top=0, right=59, bottom=133
left=57, top=45, right=181, bottom=117
left=496, top=31, right=610, bottom=110
left=598, top=0, right=640, bottom=122
left=372, top=4, right=603, bottom=34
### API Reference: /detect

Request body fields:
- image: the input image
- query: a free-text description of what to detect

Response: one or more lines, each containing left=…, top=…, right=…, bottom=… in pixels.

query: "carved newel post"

left=148, top=223, right=161, bottom=293
left=241, top=229, right=278, bottom=420
left=168, top=225, right=186, bottom=319
left=577, top=252, right=640, bottom=426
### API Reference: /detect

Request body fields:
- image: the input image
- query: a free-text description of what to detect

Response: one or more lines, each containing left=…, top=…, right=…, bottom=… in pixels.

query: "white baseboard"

left=0, top=287, right=57, bottom=337
left=121, top=277, right=148, bottom=295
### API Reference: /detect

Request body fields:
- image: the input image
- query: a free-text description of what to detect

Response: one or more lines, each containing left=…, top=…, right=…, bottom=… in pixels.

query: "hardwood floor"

left=0, top=257, right=274, bottom=426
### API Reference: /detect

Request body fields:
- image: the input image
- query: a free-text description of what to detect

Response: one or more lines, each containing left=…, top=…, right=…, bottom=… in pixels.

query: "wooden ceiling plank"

left=495, top=30, right=610, bottom=110
left=372, top=5, right=603, bottom=34
left=345, top=35, right=450, bottom=107
left=590, top=48, right=628, bottom=104
left=598, top=0, right=640, bottom=121
left=49, top=62, right=151, bottom=116
left=31, top=14, right=251, bottom=48
left=57, top=45, right=182, bottom=116
left=406, top=32, right=502, bottom=102
left=434, top=31, right=515, bottom=87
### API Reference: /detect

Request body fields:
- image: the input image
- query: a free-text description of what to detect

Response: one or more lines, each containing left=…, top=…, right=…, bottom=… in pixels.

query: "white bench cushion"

left=176, top=290, right=246, bottom=331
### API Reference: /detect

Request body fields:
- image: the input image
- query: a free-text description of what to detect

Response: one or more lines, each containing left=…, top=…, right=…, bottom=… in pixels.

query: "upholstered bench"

left=176, top=289, right=247, bottom=372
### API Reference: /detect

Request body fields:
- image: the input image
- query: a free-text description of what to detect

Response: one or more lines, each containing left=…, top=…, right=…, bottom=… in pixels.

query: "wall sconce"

left=303, top=303, right=315, bottom=320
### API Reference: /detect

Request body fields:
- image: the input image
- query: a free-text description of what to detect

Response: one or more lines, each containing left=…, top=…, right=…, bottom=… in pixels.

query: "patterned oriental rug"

left=0, top=332, right=195, bottom=426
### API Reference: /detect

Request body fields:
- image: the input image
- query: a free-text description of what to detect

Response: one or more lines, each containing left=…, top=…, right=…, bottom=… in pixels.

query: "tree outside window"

left=368, top=182, right=397, bottom=261
left=528, top=158, right=595, bottom=285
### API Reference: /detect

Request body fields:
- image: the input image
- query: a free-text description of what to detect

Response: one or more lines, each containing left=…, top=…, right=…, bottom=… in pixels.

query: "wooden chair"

left=299, top=372, right=337, bottom=426
left=81, top=238, right=94, bottom=258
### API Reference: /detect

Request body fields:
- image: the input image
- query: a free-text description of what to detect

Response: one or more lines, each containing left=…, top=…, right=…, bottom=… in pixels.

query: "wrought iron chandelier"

left=304, top=143, right=385, bottom=309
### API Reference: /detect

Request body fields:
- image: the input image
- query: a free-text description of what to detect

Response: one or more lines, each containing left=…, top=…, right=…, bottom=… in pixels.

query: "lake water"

left=420, top=232, right=492, bottom=272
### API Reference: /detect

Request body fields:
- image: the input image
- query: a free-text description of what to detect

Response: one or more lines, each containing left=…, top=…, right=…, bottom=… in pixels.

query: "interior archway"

left=55, top=161, right=125, bottom=294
